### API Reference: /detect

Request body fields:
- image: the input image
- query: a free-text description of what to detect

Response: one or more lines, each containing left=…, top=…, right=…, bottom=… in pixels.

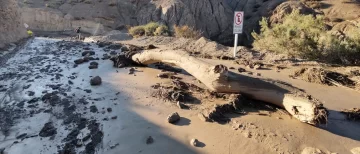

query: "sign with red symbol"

left=233, top=11, right=244, bottom=34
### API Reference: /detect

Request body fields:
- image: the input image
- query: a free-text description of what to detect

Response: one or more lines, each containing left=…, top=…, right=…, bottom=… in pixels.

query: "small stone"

left=197, top=113, right=210, bottom=122
left=229, top=67, right=235, bottom=69
left=27, top=91, right=35, bottom=96
left=103, top=117, right=109, bottom=121
left=253, top=64, right=262, bottom=70
left=88, top=65, right=98, bottom=69
left=247, top=72, right=253, bottom=75
left=146, top=136, right=154, bottom=144
left=128, top=68, right=135, bottom=75
left=176, top=101, right=187, bottom=109
left=238, top=68, right=246, bottom=73
left=111, top=116, right=118, bottom=119
left=243, top=131, right=251, bottom=138
left=16, top=133, right=27, bottom=139
left=167, top=112, right=180, bottom=124
left=82, top=51, right=95, bottom=56
left=190, top=138, right=199, bottom=147
left=74, top=59, right=84, bottom=64
left=75, top=139, right=83, bottom=147
left=84, top=89, right=92, bottom=93
left=90, top=61, right=98, bottom=66
left=90, top=76, right=102, bottom=86
left=68, top=80, right=74, bottom=85
left=107, top=108, right=112, bottom=112
left=257, top=73, right=261, bottom=76
left=144, top=44, right=157, bottom=50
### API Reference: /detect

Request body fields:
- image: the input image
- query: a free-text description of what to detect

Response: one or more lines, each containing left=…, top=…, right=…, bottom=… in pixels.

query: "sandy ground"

left=0, top=37, right=360, bottom=154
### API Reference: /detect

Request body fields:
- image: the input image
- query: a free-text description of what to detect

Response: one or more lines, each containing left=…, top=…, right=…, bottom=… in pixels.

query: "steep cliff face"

left=0, top=0, right=27, bottom=48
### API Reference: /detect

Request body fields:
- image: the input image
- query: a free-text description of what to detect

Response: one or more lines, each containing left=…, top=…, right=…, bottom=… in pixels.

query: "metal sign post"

left=233, top=11, right=244, bottom=58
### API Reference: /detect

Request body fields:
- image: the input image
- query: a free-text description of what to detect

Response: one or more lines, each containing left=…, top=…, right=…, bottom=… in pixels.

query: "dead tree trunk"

left=114, top=49, right=328, bottom=125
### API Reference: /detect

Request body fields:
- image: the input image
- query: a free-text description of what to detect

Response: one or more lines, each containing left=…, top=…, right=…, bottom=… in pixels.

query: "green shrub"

left=143, top=22, right=160, bottom=36
left=252, top=10, right=360, bottom=65
left=173, top=25, right=202, bottom=39
left=154, top=25, right=169, bottom=36
left=129, top=26, right=145, bottom=37
left=129, top=22, right=169, bottom=37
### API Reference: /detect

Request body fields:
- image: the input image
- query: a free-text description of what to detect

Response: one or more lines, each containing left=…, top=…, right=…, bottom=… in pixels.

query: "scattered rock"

left=110, top=143, right=120, bottom=149
left=257, top=73, right=261, bottom=76
left=238, top=68, right=246, bottom=73
left=190, top=138, right=199, bottom=147
left=229, top=67, right=235, bottom=69
left=82, top=51, right=95, bottom=56
left=76, top=139, right=83, bottom=147
left=128, top=68, right=135, bottom=74
left=90, top=105, right=98, bottom=113
left=68, top=80, right=73, bottom=85
left=90, top=61, right=98, bottom=66
left=88, top=65, right=98, bottom=69
left=243, top=131, right=252, bottom=138
left=84, top=89, right=92, bottom=93
left=90, top=76, right=102, bottom=86
left=144, top=44, right=157, bottom=50
left=253, top=64, right=262, bottom=70
left=111, top=116, right=117, bottom=120
left=107, top=108, right=112, bottom=112
left=110, top=51, right=117, bottom=55
left=39, top=122, right=57, bottom=137
left=167, top=112, right=180, bottom=124
left=177, top=101, right=188, bottom=109
left=197, top=113, right=211, bottom=122
left=27, top=91, right=35, bottom=96
left=146, top=136, right=154, bottom=144
left=16, top=133, right=27, bottom=139
left=74, top=59, right=84, bottom=64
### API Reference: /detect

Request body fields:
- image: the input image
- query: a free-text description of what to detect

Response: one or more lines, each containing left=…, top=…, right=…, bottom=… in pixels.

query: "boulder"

left=90, top=76, right=102, bottom=86
left=167, top=112, right=180, bottom=124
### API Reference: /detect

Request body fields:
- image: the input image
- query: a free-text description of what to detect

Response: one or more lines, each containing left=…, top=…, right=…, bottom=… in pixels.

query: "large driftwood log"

left=112, top=49, right=328, bottom=125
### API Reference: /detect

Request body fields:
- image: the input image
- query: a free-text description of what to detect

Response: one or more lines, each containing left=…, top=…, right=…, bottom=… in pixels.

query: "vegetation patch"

left=252, top=10, right=360, bottom=65
left=173, top=25, right=202, bottom=39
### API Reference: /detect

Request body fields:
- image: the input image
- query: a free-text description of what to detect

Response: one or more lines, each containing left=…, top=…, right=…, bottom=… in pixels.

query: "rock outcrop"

left=0, top=0, right=27, bottom=48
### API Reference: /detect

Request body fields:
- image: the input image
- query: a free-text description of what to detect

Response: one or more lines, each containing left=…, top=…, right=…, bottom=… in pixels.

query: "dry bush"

left=128, top=26, right=145, bottom=37
left=129, top=22, right=169, bottom=37
left=252, top=10, right=360, bottom=65
left=173, top=25, right=202, bottom=39
left=143, top=22, right=160, bottom=36
left=154, top=25, right=169, bottom=36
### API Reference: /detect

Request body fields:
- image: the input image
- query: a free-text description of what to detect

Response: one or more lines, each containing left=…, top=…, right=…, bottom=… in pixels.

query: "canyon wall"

left=0, top=0, right=27, bottom=48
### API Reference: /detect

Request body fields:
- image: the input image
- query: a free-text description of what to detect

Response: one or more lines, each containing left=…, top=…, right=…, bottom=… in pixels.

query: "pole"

left=233, top=34, right=238, bottom=58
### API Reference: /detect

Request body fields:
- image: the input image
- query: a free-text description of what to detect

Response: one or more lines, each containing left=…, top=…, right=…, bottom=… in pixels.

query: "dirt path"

left=0, top=37, right=359, bottom=154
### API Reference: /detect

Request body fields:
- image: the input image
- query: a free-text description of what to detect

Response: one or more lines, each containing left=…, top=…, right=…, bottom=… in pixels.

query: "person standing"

left=75, top=27, right=81, bottom=40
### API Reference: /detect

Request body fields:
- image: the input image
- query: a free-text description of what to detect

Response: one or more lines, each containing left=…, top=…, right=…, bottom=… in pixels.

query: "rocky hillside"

left=0, top=0, right=27, bottom=48
left=16, top=0, right=360, bottom=46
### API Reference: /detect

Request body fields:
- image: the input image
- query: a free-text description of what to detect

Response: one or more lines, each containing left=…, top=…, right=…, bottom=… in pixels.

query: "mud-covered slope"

left=0, top=0, right=27, bottom=48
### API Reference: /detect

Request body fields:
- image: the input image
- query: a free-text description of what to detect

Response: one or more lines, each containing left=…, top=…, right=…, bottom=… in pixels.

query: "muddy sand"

left=0, top=37, right=359, bottom=154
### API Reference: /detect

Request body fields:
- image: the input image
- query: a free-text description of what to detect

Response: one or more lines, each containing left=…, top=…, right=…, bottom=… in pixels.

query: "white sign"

left=24, top=23, right=29, bottom=29
left=233, top=11, right=244, bottom=34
